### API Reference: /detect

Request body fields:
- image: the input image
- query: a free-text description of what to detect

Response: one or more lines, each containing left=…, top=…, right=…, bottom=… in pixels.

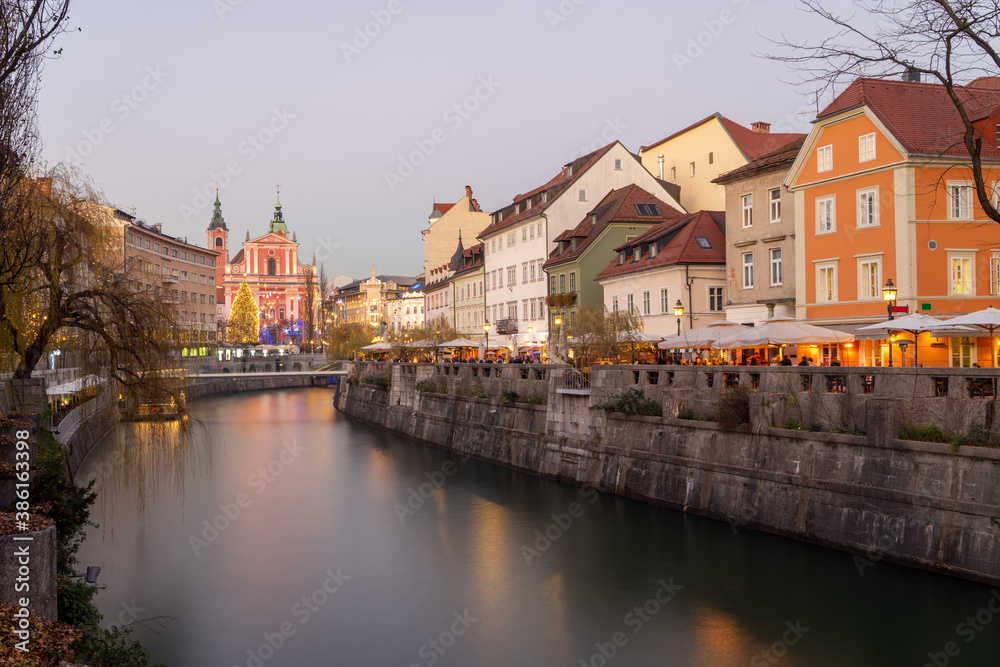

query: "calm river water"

left=77, top=388, right=1000, bottom=666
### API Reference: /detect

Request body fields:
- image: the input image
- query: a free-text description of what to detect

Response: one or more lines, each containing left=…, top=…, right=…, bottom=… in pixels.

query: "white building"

left=478, top=141, right=684, bottom=349
left=387, top=288, right=425, bottom=333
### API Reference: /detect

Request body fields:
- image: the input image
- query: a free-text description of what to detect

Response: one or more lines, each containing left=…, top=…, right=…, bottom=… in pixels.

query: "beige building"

left=712, top=136, right=804, bottom=325
left=122, top=215, right=221, bottom=357
left=331, top=268, right=418, bottom=334
left=595, top=210, right=727, bottom=337
left=449, top=240, right=485, bottom=337
left=387, top=286, right=425, bottom=334
left=422, top=186, right=490, bottom=277
left=639, top=114, right=802, bottom=213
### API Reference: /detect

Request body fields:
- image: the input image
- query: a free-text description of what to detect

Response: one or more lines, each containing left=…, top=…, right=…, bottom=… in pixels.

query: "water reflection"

left=76, top=389, right=1000, bottom=667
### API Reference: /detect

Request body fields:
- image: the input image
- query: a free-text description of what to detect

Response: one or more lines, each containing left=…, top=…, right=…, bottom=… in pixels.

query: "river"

left=76, top=388, right=1000, bottom=666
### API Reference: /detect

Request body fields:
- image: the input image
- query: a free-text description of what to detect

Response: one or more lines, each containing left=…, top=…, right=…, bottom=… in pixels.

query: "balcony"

left=495, top=318, right=518, bottom=335
left=161, top=274, right=178, bottom=285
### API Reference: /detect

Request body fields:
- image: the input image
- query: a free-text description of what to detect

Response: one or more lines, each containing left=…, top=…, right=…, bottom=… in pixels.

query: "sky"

left=36, top=0, right=847, bottom=279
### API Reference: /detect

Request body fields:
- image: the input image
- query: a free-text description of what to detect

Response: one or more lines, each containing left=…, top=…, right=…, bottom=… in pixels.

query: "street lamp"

left=883, top=278, right=897, bottom=367
left=484, top=322, right=490, bottom=361
left=673, top=300, right=684, bottom=336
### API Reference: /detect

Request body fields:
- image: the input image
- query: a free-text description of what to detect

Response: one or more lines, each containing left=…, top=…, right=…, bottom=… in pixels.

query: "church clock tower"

left=206, top=191, right=229, bottom=309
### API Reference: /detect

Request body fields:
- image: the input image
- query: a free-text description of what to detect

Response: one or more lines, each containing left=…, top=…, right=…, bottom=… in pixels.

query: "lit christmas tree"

left=226, top=281, right=260, bottom=346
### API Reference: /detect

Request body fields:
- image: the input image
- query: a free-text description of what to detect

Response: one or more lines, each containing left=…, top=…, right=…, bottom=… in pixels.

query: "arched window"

left=267, top=258, right=276, bottom=275
left=215, top=236, right=223, bottom=247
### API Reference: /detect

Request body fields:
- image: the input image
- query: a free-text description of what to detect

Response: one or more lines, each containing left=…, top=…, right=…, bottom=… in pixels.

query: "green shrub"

left=677, top=408, right=695, bottom=420
left=470, top=383, right=488, bottom=399
left=501, top=389, right=519, bottom=405
left=416, top=379, right=446, bottom=394
left=784, top=418, right=803, bottom=430
left=898, top=422, right=951, bottom=444
left=596, top=388, right=662, bottom=416
left=361, top=373, right=390, bottom=389
left=521, top=394, right=544, bottom=405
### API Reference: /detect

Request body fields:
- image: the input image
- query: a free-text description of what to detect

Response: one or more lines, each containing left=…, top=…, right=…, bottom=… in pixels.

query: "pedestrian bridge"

left=194, top=370, right=347, bottom=378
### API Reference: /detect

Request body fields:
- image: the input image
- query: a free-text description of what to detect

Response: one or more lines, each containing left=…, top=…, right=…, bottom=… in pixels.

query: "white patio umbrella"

left=437, top=338, right=482, bottom=348
left=856, top=313, right=975, bottom=366
left=620, top=331, right=665, bottom=343
left=713, top=317, right=854, bottom=349
left=360, top=342, right=392, bottom=351
left=405, top=339, right=435, bottom=348
left=927, top=307, right=1000, bottom=367
left=658, top=321, right=752, bottom=350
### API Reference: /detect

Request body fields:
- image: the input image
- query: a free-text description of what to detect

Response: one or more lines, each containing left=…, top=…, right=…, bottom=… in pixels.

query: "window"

left=182, top=251, right=188, bottom=261
left=660, top=288, right=669, bottom=313
left=708, top=151, right=714, bottom=165
left=507, top=267, right=516, bottom=285
left=569, top=272, right=576, bottom=292
left=537, top=222, right=543, bottom=237
left=949, top=182, right=972, bottom=219
left=770, top=248, right=783, bottom=286
left=145, top=239, right=151, bottom=249
left=522, top=300, right=529, bottom=321
left=579, top=189, right=586, bottom=201
left=859, top=133, right=876, bottom=162
left=154, top=243, right=160, bottom=252
left=769, top=189, right=781, bottom=223
left=491, top=240, right=496, bottom=253
left=507, top=232, right=516, bottom=246
left=950, top=254, right=974, bottom=295
left=267, top=258, right=276, bottom=275
left=530, top=263, right=536, bottom=281
left=858, top=257, right=880, bottom=300
left=527, top=199, right=533, bottom=210
left=858, top=188, right=879, bottom=227
left=670, top=166, right=676, bottom=180
left=549, top=275, right=555, bottom=294
left=509, top=303, right=518, bottom=321
left=642, top=290, right=650, bottom=315
left=695, top=237, right=711, bottom=249
left=741, top=194, right=753, bottom=228
left=541, top=192, right=548, bottom=204
left=497, top=270, right=503, bottom=288
left=215, top=236, right=223, bottom=247
left=614, top=158, right=622, bottom=170
left=529, top=225, right=535, bottom=239
left=181, top=291, right=187, bottom=301
left=689, top=162, right=696, bottom=177
left=633, top=247, right=641, bottom=262
left=817, top=145, right=833, bottom=172
left=951, top=337, right=976, bottom=367
left=650, top=242, right=658, bottom=258
left=559, top=274, right=566, bottom=293
left=172, top=249, right=178, bottom=258
left=635, top=203, right=661, bottom=216
left=816, top=196, right=835, bottom=234
left=742, top=253, right=754, bottom=289
left=612, top=295, right=619, bottom=311
left=181, top=271, right=188, bottom=280
left=626, top=293, right=634, bottom=313
left=708, top=286, right=724, bottom=312
left=991, top=254, right=1000, bottom=295
left=522, top=263, right=528, bottom=283
left=522, top=228, right=527, bottom=241
left=817, top=263, right=837, bottom=302
left=530, top=300, right=536, bottom=319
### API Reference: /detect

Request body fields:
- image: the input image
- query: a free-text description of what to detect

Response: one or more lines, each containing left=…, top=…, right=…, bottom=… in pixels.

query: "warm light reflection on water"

left=76, top=389, right=1000, bottom=667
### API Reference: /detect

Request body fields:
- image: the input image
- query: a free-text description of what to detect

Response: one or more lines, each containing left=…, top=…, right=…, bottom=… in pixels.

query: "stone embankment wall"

left=338, top=362, right=1000, bottom=586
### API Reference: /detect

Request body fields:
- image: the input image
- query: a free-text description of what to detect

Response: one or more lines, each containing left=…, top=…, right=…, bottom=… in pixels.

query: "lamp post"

left=554, top=315, right=562, bottom=362
left=674, top=299, right=684, bottom=336
left=484, top=322, right=490, bottom=361
left=882, top=278, right=897, bottom=367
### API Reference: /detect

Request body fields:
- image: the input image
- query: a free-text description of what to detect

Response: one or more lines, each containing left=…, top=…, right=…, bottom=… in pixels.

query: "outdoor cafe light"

left=554, top=315, right=562, bottom=327
left=883, top=278, right=897, bottom=366
left=673, top=299, right=684, bottom=336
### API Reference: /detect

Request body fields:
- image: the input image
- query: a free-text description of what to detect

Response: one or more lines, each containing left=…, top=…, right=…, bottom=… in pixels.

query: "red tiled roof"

left=817, top=77, right=1000, bottom=159
left=595, top=210, right=726, bottom=281
left=432, top=202, right=456, bottom=216
left=713, top=136, right=806, bottom=185
left=640, top=113, right=801, bottom=160
left=476, top=142, right=618, bottom=238
left=543, top=185, right=683, bottom=269
left=452, top=243, right=484, bottom=278
left=718, top=117, right=804, bottom=161
left=229, top=249, right=244, bottom=265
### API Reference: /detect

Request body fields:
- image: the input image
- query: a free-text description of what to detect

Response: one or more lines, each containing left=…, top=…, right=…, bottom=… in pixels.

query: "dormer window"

left=567, top=165, right=574, bottom=176
left=591, top=214, right=597, bottom=225
left=618, top=252, right=625, bottom=266
left=527, top=199, right=533, bottom=210
left=633, top=247, right=641, bottom=262
left=635, top=203, right=661, bottom=216
left=650, top=242, right=658, bottom=258
left=541, top=192, right=548, bottom=203
left=514, top=203, right=520, bottom=214
left=570, top=238, right=577, bottom=251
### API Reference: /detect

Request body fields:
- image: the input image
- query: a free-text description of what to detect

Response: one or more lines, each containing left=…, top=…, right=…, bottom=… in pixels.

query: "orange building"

left=786, top=76, right=1000, bottom=367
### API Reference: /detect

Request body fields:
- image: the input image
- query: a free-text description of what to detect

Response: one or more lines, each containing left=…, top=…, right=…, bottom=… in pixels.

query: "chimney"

left=465, top=185, right=472, bottom=198
left=470, top=198, right=480, bottom=212
left=751, top=122, right=771, bottom=134
left=657, top=154, right=664, bottom=179
left=153, top=223, right=162, bottom=234
left=902, top=67, right=921, bottom=83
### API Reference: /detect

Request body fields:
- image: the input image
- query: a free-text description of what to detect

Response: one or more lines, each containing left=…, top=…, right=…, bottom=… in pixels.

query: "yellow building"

left=639, top=114, right=802, bottom=213
left=422, top=186, right=490, bottom=278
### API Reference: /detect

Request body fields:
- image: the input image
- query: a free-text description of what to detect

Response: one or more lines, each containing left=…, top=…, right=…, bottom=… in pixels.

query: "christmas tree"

left=226, top=281, right=260, bottom=346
